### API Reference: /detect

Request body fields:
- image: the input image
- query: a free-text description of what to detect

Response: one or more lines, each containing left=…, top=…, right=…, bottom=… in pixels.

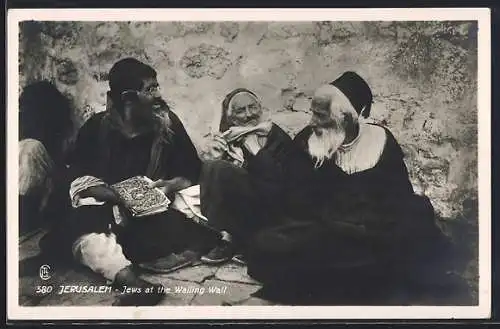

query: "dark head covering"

left=330, top=71, right=373, bottom=118
left=219, top=88, right=259, bottom=132
left=19, top=80, right=73, bottom=163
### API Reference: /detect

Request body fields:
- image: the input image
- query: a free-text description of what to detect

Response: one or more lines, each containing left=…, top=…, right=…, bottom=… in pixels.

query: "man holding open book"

left=41, top=58, right=218, bottom=306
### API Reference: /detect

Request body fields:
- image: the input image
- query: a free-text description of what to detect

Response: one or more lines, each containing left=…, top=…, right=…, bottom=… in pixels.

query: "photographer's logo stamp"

left=39, top=265, right=51, bottom=281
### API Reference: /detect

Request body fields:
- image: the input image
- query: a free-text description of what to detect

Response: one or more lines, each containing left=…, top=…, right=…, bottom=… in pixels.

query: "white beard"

left=307, top=127, right=345, bottom=169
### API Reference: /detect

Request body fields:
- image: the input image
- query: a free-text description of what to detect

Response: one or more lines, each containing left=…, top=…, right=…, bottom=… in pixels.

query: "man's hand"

left=149, top=177, right=192, bottom=195
left=149, top=179, right=174, bottom=195
left=205, top=133, right=228, bottom=160
left=79, top=185, right=122, bottom=205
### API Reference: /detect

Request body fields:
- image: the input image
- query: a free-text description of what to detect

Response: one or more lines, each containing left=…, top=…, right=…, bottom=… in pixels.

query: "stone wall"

left=19, top=21, right=478, bottom=224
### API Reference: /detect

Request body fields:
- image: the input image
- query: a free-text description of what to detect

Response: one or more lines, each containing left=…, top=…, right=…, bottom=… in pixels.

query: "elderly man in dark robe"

left=246, top=72, right=455, bottom=304
left=41, top=58, right=218, bottom=306
left=199, top=88, right=296, bottom=265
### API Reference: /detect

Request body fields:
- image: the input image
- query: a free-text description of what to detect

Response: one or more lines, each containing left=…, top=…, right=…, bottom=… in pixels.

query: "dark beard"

left=131, top=98, right=168, bottom=129
left=131, top=110, right=154, bottom=128
left=152, top=98, right=168, bottom=113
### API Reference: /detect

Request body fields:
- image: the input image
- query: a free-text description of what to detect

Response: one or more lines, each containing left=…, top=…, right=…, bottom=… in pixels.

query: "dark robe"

left=246, top=124, right=456, bottom=304
left=41, top=110, right=218, bottom=263
left=200, top=123, right=295, bottom=251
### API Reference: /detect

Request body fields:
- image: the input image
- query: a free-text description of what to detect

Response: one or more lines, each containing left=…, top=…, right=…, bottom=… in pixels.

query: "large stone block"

left=219, top=22, right=240, bottom=42
left=55, top=58, right=79, bottom=85
left=180, top=43, right=232, bottom=79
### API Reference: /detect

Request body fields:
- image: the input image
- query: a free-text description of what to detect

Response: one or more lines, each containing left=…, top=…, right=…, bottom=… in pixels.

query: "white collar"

left=337, top=123, right=364, bottom=153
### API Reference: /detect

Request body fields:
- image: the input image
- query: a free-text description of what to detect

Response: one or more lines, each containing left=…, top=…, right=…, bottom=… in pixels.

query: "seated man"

left=199, top=88, right=296, bottom=264
left=41, top=58, right=218, bottom=306
left=18, top=81, right=73, bottom=235
left=246, top=72, right=455, bottom=304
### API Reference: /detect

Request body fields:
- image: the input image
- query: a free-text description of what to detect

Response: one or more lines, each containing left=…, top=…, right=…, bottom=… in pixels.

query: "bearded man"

left=40, top=58, right=218, bottom=306
left=246, top=72, right=455, bottom=305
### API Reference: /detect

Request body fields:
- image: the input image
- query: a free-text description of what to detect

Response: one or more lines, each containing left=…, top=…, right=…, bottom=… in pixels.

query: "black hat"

left=330, top=71, right=373, bottom=118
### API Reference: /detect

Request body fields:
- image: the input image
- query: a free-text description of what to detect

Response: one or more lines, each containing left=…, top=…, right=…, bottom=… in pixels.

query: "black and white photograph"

left=7, top=8, right=491, bottom=320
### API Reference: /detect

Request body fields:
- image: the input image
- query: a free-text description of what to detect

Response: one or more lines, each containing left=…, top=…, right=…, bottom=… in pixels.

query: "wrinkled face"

left=307, top=86, right=349, bottom=168
left=309, top=91, right=337, bottom=134
left=227, top=92, right=263, bottom=127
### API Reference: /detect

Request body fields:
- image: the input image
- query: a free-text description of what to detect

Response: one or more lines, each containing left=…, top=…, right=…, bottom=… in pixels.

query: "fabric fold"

left=72, top=232, right=132, bottom=282
left=221, top=121, right=273, bottom=166
left=69, top=175, right=107, bottom=208
left=172, top=185, right=207, bottom=221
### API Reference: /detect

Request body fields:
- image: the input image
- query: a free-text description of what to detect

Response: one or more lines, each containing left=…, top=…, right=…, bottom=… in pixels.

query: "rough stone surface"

left=139, top=275, right=202, bottom=305
left=181, top=44, right=233, bottom=79
left=37, top=269, right=119, bottom=306
left=55, top=58, right=79, bottom=85
left=18, top=232, right=475, bottom=306
left=19, top=21, right=479, bottom=296
left=19, top=252, right=117, bottom=306
left=153, top=264, right=218, bottom=283
left=215, top=263, right=260, bottom=285
left=219, top=22, right=240, bottom=42
left=19, top=275, right=47, bottom=306
left=19, top=229, right=45, bottom=261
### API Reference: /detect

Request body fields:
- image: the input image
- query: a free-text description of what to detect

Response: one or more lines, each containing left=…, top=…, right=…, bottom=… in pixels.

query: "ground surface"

left=19, top=229, right=274, bottom=306
left=19, top=228, right=475, bottom=307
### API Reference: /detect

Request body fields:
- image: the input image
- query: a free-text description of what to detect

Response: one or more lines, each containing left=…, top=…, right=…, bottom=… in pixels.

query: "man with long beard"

left=246, top=72, right=457, bottom=305
left=40, top=58, right=218, bottom=306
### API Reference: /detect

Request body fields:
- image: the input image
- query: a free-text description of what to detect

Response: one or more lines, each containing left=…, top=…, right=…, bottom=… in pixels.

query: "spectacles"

left=144, top=84, right=160, bottom=94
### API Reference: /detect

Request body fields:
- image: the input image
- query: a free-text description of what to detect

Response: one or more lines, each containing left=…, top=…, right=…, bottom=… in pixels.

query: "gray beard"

left=307, top=127, right=345, bottom=169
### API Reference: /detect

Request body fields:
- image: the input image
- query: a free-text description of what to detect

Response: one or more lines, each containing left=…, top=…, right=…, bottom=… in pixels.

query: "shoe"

left=138, top=251, right=195, bottom=274
left=232, top=254, right=246, bottom=265
left=200, top=242, right=233, bottom=264
left=112, top=265, right=165, bottom=306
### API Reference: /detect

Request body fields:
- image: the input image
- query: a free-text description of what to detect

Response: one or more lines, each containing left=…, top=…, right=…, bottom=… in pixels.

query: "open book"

left=111, top=176, right=171, bottom=217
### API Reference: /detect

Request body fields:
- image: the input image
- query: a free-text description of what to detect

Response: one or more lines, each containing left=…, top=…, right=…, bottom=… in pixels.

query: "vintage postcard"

left=7, top=8, right=491, bottom=321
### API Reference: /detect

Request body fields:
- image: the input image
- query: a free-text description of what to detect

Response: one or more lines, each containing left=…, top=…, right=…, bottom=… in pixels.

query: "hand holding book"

left=79, top=185, right=122, bottom=205
left=111, top=176, right=171, bottom=218
left=149, top=177, right=194, bottom=195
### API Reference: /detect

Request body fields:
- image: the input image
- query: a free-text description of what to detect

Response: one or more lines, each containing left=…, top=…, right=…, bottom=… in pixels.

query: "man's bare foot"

left=112, top=265, right=164, bottom=306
